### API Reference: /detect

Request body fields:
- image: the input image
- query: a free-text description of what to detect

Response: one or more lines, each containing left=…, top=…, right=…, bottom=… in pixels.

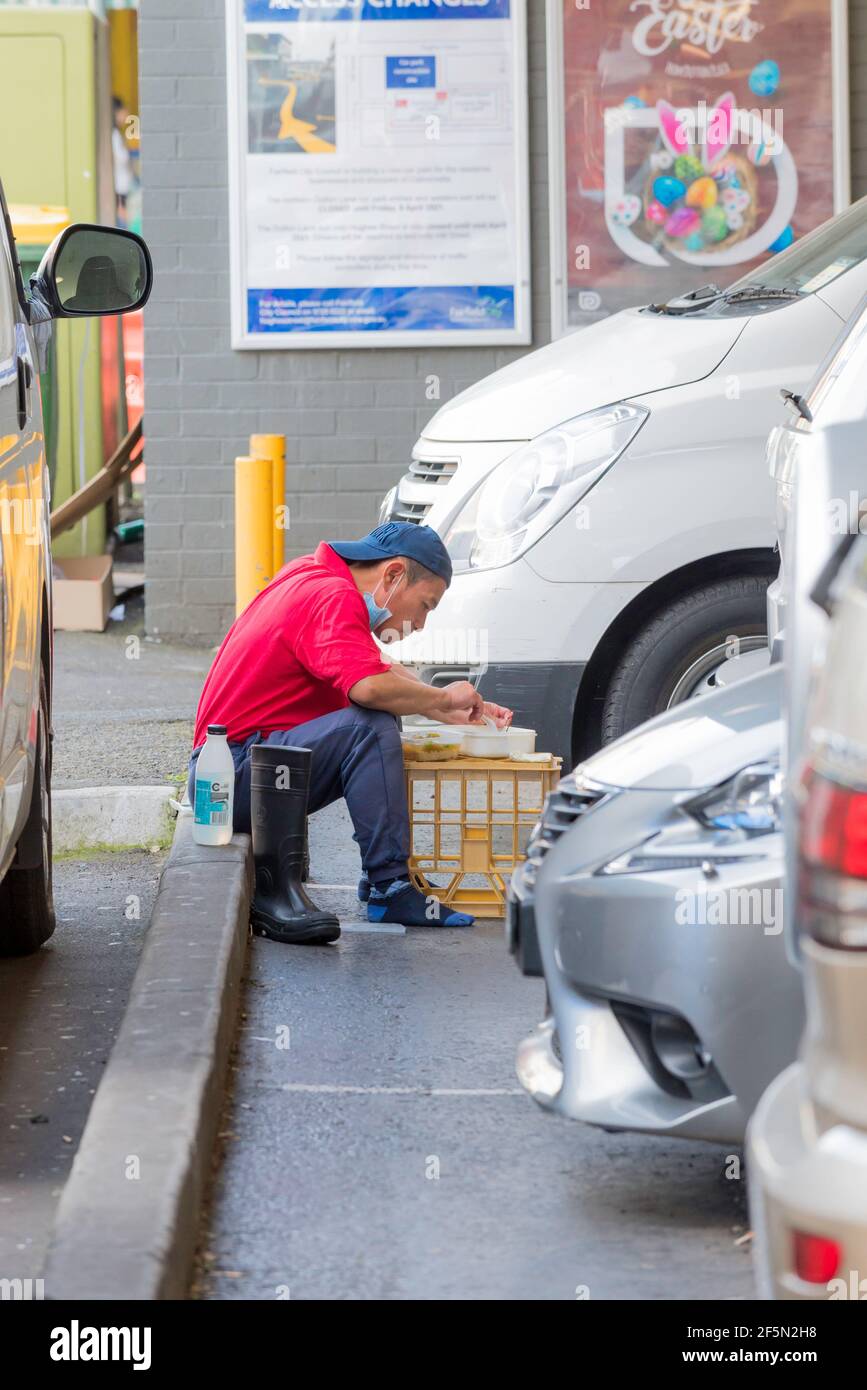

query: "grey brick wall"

left=140, top=0, right=550, bottom=641
left=141, top=0, right=867, bottom=643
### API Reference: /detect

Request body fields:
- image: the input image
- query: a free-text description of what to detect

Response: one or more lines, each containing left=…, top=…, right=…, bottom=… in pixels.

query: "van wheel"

left=600, top=575, right=770, bottom=745
left=0, top=667, right=55, bottom=956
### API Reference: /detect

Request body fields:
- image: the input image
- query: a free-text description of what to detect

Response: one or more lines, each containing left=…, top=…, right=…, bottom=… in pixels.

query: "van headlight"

left=444, top=403, right=649, bottom=573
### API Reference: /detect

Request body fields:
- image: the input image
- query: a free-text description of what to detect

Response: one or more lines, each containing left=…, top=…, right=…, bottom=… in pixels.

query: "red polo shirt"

left=192, top=542, right=391, bottom=747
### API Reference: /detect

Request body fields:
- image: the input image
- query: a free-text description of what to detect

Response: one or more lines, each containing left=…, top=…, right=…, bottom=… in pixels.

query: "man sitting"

left=188, top=522, right=512, bottom=943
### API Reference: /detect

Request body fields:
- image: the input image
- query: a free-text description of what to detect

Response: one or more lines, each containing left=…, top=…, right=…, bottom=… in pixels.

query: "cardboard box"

left=52, top=554, right=114, bottom=632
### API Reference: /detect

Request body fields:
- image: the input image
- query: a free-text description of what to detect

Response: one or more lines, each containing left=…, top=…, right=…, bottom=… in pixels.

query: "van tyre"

left=0, top=666, right=55, bottom=956
left=600, top=575, right=770, bottom=745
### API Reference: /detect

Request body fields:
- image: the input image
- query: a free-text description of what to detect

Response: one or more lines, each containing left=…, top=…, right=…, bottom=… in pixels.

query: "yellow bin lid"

left=9, top=203, right=72, bottom=246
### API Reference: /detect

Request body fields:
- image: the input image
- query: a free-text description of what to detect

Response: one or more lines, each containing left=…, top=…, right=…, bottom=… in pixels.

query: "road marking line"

left=338, top=921, right=406, bottom=935
left=279, top=1083, right=525, bottom=1096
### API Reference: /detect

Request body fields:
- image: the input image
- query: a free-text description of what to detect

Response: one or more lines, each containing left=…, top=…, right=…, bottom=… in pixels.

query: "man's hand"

left=350, top=672, right=511, bottom=726
left=432, top=680, right=485, bottom=725
left=350, top=672, right=484, bottom=721
left=429, top=688, right=514, bottom=728
left=482, top=701, right=513, bottom=729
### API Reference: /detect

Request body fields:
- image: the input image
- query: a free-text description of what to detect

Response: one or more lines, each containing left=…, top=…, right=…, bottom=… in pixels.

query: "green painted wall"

left=0, top=8, right=115, bottom=556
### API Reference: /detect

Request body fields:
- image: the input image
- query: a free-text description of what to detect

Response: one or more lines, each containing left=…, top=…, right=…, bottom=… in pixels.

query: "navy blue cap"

left=328, top=522, right=452, bottom=586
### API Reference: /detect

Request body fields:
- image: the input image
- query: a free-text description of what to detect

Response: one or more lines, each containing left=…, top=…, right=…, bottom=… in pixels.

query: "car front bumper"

left=521, top=805, right=797, bottom=1144
left=505, top=858, right=544, bottom=977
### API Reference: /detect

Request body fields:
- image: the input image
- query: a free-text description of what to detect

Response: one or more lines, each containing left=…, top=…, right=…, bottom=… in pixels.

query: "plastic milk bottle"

left=192, top=724, right=235, bottom=846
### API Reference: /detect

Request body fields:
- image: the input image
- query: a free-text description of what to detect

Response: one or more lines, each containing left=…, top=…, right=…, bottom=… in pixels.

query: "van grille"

left=409, top=457, right=459, bottom=484
left=390, top=498, right=433, bottom=525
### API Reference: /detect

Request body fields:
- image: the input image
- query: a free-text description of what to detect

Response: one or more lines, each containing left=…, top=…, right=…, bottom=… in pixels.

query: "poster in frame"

left=547, top=0, right=851, bottom=338
left=226, top=0, right=532, bottom=349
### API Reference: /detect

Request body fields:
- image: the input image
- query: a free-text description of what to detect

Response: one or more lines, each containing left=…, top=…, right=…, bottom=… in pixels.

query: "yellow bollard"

left=249, top=433, right=286, bottom=578
left=234, top=455, right=274, bottom=616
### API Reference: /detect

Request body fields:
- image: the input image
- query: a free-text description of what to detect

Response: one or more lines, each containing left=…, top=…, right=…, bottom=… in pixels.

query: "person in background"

left=112, top=96, right=133, bottom=227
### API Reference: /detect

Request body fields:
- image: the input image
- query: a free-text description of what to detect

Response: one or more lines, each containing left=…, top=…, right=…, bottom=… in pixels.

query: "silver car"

left=510, top=663, right=798, bottom=1144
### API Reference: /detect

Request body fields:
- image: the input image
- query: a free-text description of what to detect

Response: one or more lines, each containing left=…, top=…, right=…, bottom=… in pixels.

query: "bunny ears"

left=657, top=92, right=735, bottom=168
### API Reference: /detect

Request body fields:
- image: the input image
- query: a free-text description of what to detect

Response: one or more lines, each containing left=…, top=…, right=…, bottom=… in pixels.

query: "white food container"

left=507, top=727, right=536, bottom=755
left=402, top=721, right=537, bottom=758
left=461, top=722, right=511, bottom=758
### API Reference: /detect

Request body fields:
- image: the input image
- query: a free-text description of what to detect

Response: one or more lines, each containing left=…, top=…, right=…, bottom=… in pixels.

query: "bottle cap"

left=207, top=724, right=227, bottom=736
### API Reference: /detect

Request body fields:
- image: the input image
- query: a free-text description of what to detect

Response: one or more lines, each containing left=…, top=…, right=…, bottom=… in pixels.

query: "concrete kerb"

left=53, top=785, right=178, bottom=854
left=42, top=815, right=253, bottom=1301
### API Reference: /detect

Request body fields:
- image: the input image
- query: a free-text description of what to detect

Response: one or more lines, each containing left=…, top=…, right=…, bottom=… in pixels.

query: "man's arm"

left=366, top=664, right=513, bottom=727
left=380, top=658, right=424, bottom=684
left=349, top=673, right=484, bottom=722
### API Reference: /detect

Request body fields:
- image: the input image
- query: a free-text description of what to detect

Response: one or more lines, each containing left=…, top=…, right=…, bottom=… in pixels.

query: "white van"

left=383, top=197, right=867, bottom=763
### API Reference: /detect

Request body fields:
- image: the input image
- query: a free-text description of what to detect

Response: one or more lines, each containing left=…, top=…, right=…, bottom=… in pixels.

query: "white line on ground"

left=279, top=1083, right=525, bottom=1096
left=338, top=921, right=406, bottom=935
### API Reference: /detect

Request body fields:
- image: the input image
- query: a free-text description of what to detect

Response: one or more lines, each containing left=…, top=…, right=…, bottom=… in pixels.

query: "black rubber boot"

left=249, top=744, right=340, bottom=945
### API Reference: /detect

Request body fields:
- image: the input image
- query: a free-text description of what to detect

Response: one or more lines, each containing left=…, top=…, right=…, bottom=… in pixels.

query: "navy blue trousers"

left=187, top=705, right=409, bottom=883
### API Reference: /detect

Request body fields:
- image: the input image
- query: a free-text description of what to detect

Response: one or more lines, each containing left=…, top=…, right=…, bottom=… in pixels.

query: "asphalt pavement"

left=190, top=802, right=756, bottom=1301
left=0, top=850, right=164, bottom=1285
left=0, top=598, right=203, bottom=1288
left=34, top=609, right=757, bottom=1300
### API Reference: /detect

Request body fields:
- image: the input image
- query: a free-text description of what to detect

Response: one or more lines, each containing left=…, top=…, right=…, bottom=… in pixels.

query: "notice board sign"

left=226, top=0, right=531, bottom=348
left=547, top=0, right=850, bottom=336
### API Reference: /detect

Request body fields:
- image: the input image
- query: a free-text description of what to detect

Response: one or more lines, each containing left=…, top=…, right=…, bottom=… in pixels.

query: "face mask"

left=364, top=572, right=403, bottom=632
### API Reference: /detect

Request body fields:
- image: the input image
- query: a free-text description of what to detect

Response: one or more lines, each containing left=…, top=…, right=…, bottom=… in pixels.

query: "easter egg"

left=769, top=225, right=795, bottom=253
left=748, top=140, right=773, bottom=167
left=609, top=194, right=642, bottom=227
left=725, top=210, right=743, bottom=232
left=645, top=199, right=667, bottom=225
left=686, top=176, right=718, bottom=210
left=665, top=207, right=700, bottom=238
left=702, top=206, right=729, bottom=243
left=674, top=154, right=704, bottom=184
left=723, top=187, right=750, bottom=213
left=653, top=176, right=685, bottom=207
left=749, top=60, right=780, bottom=98
left=623, top=94, right=646, bottom=108
left=685, top=233, right=704, bottom=252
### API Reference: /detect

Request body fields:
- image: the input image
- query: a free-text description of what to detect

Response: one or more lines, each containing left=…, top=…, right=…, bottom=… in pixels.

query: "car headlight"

left=443, top=403, right=649, bottom=574
left=688, top=762, right=783, bottom=836
left=599, top=762, right=783, bottom=876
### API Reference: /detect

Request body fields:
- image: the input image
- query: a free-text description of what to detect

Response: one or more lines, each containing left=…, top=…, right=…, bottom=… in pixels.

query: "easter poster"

left=549, top=0, right=849, bottom=334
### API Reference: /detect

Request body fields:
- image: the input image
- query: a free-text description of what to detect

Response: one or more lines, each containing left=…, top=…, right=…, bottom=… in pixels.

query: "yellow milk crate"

left=404, top=754, right=563, bottom=918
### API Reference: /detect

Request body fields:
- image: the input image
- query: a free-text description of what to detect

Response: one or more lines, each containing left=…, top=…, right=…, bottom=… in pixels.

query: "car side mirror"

left=30, top=223, right=153, bottom=319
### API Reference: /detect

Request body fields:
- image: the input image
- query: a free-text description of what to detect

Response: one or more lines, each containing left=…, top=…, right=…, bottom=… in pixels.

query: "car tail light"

left=799, top=764, right=867, bottom=948
left=793, top=1230, right=842, bottom=1284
